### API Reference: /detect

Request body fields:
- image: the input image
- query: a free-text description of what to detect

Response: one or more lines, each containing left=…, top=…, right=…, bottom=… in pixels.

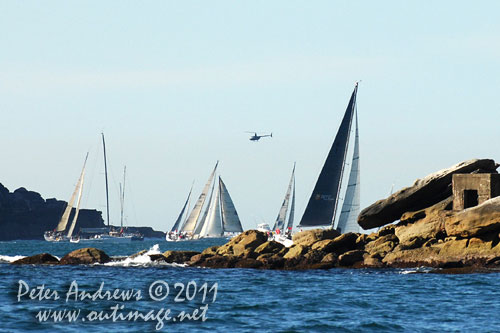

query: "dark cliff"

left=0, top=183, right=105, bottom=240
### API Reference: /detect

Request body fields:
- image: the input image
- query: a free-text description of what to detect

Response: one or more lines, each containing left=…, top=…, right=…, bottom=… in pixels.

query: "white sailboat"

left=271, top=164, right=296, bottom=247
left=44, top=154, right=88, bottom=242
left=168, top=163, right=244, bottom=240
left=298, top=83, right=361, bottom=233
left=195, top=177, right=244, bottom=239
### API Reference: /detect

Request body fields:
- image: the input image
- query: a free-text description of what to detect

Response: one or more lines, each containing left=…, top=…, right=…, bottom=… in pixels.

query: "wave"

left=103, top=244, right=186, bottom=267
left=0, top=255, right=26, bottom=263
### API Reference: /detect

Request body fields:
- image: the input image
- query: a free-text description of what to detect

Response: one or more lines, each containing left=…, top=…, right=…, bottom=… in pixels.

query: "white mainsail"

left=336, top=110, right=360, bottom=233
left=193, top=181, right=215, bottom=236
left=180, top=162, right=218, bottom=233
left=200, top=180, right=223, bottom=237
left=286, top=171, right=296, bottom=230
left=219, top=177, right=244, bottom=233
left=171, top=185, right=192, bottom=233
left=56, top=154, right=88, bottom=233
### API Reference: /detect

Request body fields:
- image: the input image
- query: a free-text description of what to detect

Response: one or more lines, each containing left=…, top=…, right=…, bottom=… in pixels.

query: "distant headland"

left=0, top=184, right=164, bottom=240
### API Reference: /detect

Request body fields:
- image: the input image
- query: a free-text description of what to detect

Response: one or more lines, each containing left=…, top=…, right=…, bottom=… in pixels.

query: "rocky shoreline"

left=9, top=158, right=500, bottom=273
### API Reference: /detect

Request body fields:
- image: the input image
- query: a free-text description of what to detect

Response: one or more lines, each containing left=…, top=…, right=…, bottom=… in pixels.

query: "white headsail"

left=200, top=179, right=223, bottom=237
left=219, top=177, right=243, bottom=233
left=336, top=111, right=360, bottom=233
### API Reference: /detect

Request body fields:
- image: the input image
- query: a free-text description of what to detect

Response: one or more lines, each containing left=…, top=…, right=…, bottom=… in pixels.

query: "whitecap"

left=0, top=255, right=26, bottom=263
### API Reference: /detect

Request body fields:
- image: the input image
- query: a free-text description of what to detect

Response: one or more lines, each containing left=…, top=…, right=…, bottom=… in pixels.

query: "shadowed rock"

left=11, top=253, right=59, bottom=265
left=163, top=250, right=200, bottom=263
left=59, top=247, right=110, bottom=265
left=358, top=159, right=498, bottom=229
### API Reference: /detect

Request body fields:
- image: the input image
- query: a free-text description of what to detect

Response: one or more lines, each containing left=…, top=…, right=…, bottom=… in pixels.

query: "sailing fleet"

left=44, top=134, right=143, bottom=242
left=45, top=83, right=361, bottom=243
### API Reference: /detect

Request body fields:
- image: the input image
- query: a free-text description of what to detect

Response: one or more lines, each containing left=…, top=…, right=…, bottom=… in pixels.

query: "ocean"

left=1, top=239, right=499, bottom=332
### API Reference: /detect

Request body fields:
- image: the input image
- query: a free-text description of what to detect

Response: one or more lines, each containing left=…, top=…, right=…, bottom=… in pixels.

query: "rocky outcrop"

left=12, top=253, right=59, bottom=265
left=445, top=197, right=500, bottom=238
left=358, top=159, right=498, bottom=229
left=59, top=248, right=110, bottom=265
left=163, top=250, right=200, bottom=264
left=0, top=183, right=105, bottom=240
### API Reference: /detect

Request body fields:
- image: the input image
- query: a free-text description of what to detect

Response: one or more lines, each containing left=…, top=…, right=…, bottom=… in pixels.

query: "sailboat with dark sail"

left=44, top=154, right=88, bottom=242
left=298, top=83, right=361, bottom=233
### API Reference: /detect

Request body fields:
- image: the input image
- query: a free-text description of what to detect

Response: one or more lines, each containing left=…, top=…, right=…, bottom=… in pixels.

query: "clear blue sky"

left=1, top=1, right=499, bottom=232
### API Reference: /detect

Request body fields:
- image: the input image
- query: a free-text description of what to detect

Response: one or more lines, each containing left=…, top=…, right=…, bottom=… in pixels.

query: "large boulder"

left=216, top=230, right=267, bottom=256
left=395, top=197, right=451, bottom=246
left=311, top=232, right=359, bottom=255
left=358, top=159, right=498, bottom=229
left=11, top=253, right=59, bottom=265
left=445, top=197, right=500, bottom=238
left=59, top=248, right=110, bottom=265
left=292, top=228, right=340, bottom=247
left=163, top=251, right=200, bottom=264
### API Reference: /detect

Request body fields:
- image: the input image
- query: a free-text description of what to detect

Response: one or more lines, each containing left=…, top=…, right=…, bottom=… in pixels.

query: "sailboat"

left=166, top=185, right=193, bottom=241
left=298, top=83, right=361, bottom=233
left=271, top=163, right=296, bottom=246
left=195, top=177, right=244, bottom=238
left=168, top=163, right=244, bottom=240
left=44, top=154, right=88, bottom=242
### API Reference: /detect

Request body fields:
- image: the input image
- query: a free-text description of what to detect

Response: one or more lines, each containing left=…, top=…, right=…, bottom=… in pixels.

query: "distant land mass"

left=0, top=183, right=164, bottom=240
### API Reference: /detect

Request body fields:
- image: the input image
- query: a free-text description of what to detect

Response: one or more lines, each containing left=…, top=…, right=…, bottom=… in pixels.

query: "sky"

left=1, top=1, right=499, bottom=232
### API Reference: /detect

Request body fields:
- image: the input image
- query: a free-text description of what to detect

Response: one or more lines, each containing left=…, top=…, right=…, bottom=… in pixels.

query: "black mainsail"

left=298, top=83, right=358, bottom=227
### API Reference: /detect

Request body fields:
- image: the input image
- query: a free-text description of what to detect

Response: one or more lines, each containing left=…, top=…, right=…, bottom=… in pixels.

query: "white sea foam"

left=0, top=255, right=26, bottom=263
left=104, top=244, right=185, bottom=267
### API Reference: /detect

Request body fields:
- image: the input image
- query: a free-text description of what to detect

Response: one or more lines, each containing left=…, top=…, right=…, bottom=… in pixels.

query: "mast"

left=298, top=83, right=358, bottom=227
left=120, top=166, right=126, bottom=229
left=102, top=132, right=110, bottom=228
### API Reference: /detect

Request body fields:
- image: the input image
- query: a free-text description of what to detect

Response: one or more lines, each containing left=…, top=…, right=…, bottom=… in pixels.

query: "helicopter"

left=246, top=132, right=273, bottom=141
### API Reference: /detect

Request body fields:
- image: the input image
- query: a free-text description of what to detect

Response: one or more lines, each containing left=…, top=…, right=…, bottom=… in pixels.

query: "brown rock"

left=198, top=255, right=238, bottom=268
left=362, top=254, right=384, bottom=268
left=216, top=230, right=268, bottom=256
left=321, top=253, right=338, bottom=263
left=258, top=255, right=286, bottom=269
left=396, top=197, right=451, bottom=246
left=358, top=159, right=498, bottom=229
left=445, top=197, right=500, bottom=238
left=292, top=228, right=340, bottom=247
left=382, top=246, right=443, bottom=267
left=365, top=234, right=398, bottom=257
left=59, top=248, right=110, bottom=265
left=129, top=250, right=147, bottom=259
left=338, top=250, right=366, bottom=266
left=11, top=253, right=59, bottom=265
left=311, top=232, right=359, bottom=255
left=377, top=224, right=396, bottom=237
left=254, top=241, right=285, bottom=255
left=235, top=258, right=263, bottom=269
left=201, top=246, right=219, bottom=256
left=149, top=254, right=166, bottom=262
left=163, top=251, right=200, bottom=264
left=283, top=245, right=308, bottom=259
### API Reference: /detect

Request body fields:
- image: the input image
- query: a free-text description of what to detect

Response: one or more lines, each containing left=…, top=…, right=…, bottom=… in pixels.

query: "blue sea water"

left=1, top=239, right=500, bottom=332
